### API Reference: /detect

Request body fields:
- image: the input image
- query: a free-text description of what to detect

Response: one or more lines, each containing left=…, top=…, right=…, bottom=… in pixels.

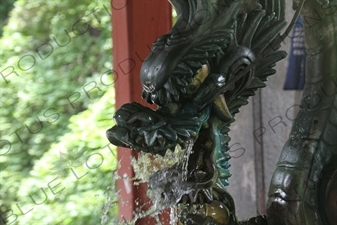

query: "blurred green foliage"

left=0, top=0, right=16, bottom=36
left=0, top=0, right=118, bottom=224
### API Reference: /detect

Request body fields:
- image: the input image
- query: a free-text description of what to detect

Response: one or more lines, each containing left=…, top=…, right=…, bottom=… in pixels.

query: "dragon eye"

left=155, top=66, right=159, bottom=71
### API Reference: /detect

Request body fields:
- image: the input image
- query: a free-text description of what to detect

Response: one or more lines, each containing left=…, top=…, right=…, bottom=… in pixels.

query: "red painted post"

left=111, top=0, right=172, bottom=224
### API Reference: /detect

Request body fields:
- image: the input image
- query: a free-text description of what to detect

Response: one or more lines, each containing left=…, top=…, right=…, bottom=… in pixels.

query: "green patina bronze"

left=267, top=1, right=337, bottom=225
left=107, top=0, right=336, bottom=224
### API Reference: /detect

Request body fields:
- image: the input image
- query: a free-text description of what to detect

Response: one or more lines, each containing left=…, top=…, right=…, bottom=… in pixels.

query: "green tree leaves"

left=0, top=0, right=117, bottom=224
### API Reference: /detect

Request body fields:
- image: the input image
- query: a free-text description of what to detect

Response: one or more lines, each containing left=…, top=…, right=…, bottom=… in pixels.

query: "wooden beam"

left=112, top=0, right=172, bottom=223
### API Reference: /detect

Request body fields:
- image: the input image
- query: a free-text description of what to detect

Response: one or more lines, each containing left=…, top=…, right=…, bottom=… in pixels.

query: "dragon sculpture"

left=107, top=0, right=337, bottom=224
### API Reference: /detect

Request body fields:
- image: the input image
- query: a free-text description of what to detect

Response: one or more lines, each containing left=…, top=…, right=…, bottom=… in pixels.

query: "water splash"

left=131, top=146, right=185, bottom=181
left=181, top=139, right=195, bottom=181
left=101, top=144, right=196, bottom=224
left=100, top=171, right=119, bottom=225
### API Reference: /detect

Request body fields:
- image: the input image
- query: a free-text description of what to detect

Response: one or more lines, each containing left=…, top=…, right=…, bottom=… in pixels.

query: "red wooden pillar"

left=111, top=0, right=172, bottom=224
